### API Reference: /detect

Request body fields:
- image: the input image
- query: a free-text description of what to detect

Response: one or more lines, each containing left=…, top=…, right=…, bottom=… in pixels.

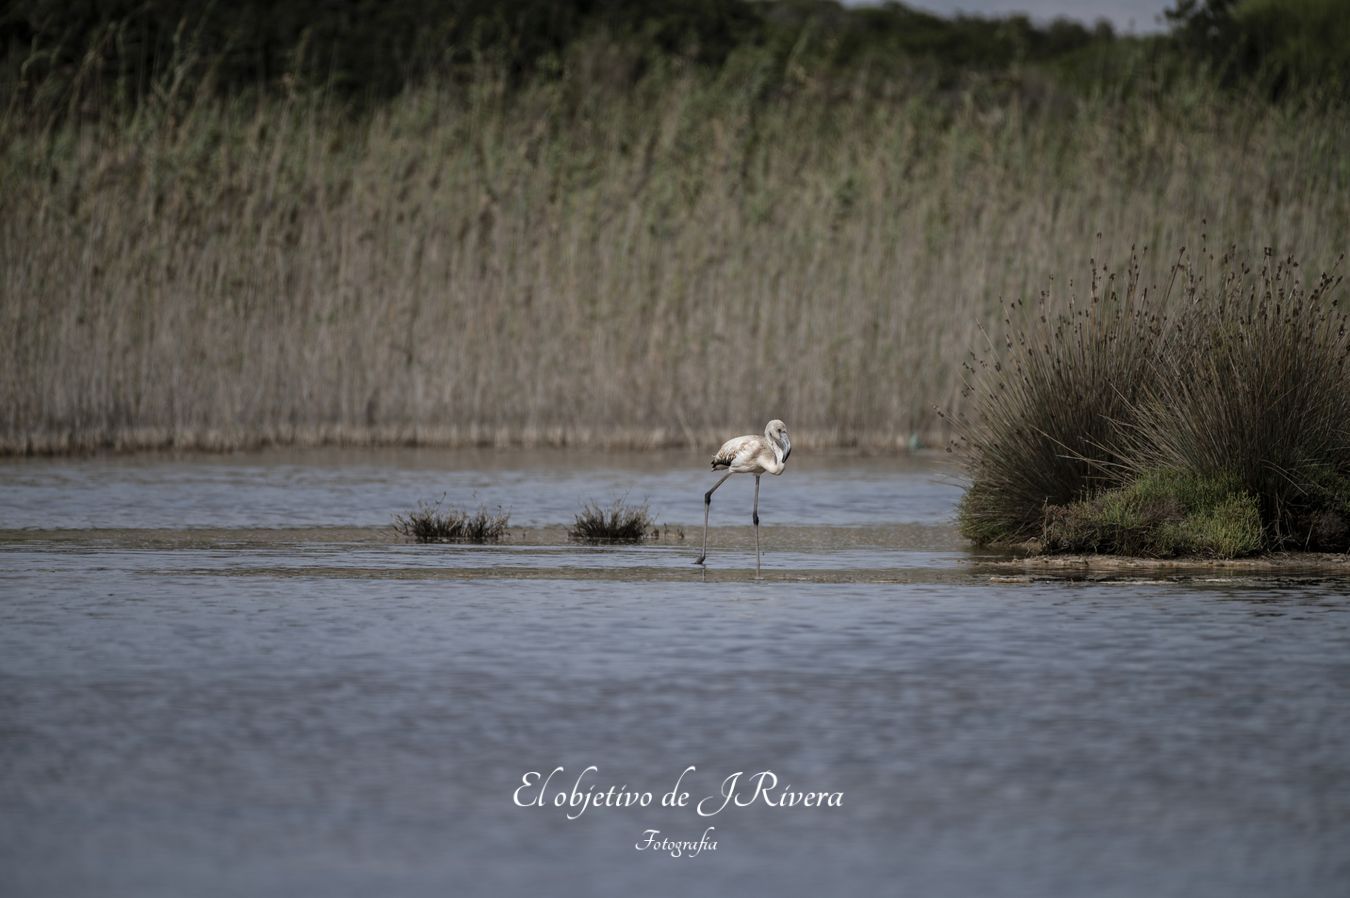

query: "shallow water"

left=0, top=446, right=959, bottom=529
left=1, top=449, right=1348, bottom=897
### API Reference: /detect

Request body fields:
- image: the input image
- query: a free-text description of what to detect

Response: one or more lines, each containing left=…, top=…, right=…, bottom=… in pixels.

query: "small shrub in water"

left=393, top=497, right=509, bottom=543
left=569, top=498, right=655, bottom=543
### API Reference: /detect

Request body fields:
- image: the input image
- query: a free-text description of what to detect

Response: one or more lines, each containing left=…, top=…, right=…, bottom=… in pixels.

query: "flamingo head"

left=765, top=419, right=790, bottom=463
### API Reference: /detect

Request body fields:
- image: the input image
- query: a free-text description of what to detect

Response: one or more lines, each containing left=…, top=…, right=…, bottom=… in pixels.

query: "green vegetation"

left=2, top=2, right=1348, bottom=455
left=956, top=248, right=1350, bottom=557
left=1042, top=471, right=1263, bottom=558
left=951, top=253, right=1165, bottom=546
left=1168, top=0, right=1350, bottom=94
left=0, top=0, right=1123, bottom=109
left=393, top=498, right=510, bottom=543
left=569, top=498, right=655, bottom=543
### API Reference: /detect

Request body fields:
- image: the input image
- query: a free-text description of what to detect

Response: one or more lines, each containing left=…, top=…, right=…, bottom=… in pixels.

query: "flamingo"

left=694, top=419, right=791, bottom=575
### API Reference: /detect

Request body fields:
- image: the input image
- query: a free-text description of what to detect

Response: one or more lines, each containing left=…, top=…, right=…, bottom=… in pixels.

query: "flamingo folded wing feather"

left=711, top=434, right=761, bottom=470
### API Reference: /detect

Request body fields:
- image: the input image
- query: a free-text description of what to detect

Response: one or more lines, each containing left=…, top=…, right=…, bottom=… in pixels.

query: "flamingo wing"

left=710, top=435, right=764, bottom=471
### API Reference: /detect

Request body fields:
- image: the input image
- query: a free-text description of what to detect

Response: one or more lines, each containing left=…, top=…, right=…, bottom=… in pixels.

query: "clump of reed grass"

left=1121, top=250, right=1350, bottom=550
left=568, top=498, right=655, bottom=543
left=955, top=245, right=1350, bottom=556
left=393, top=497, right=510, bottom=543
left=951, top=249, right=1169, bottom=543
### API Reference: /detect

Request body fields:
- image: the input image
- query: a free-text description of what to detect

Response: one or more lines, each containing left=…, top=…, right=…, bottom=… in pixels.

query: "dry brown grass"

left=3, top=46, right=1347, bottom=455
left=568, top=497, right=655, bottom=543
left=392, top=497, right=510, bottom=543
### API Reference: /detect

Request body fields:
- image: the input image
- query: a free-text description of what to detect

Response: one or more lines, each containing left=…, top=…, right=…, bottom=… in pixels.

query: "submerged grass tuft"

left=393, top=497, right=510, bottom=543
left=569, top=498, right=655, bottom=543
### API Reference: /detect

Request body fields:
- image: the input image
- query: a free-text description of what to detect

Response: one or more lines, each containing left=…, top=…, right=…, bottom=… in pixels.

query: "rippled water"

left=0, top=446, right=960, bottom=529
left=1, top=450, right=1348, bottom=897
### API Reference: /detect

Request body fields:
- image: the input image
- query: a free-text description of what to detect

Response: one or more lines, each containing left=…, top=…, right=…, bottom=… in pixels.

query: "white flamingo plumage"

left=694, top=419, right=791, bottom=575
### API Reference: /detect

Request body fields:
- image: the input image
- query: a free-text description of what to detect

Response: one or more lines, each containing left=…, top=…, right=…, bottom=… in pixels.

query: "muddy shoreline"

left=5, top=526, right=1345, bottom=583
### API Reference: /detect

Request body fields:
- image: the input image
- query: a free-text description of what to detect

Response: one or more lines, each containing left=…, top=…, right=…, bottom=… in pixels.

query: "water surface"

left=1, top=450, right=1347, bottom=897
left=0, top=446, right=959, bottom=529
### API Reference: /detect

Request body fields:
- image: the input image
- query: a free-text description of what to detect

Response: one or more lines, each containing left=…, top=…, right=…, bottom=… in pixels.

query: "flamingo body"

left=710, top=433, right=789, bottom=476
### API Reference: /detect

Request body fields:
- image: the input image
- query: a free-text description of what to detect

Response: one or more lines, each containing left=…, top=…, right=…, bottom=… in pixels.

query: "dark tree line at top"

left=3, top=0, right=1345, bottom=111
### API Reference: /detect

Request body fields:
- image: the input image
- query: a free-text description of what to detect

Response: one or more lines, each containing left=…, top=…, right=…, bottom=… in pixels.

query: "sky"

left=861, top=1, right=1176, bottom=33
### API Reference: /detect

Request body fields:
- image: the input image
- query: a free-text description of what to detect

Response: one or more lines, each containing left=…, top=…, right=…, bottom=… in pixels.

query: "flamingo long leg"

left=695, top=471, right=734, bottom=565
left=753, top=474, right=761, bottom=578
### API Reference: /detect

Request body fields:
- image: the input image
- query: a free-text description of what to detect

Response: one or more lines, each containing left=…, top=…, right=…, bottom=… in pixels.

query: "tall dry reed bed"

left=3, top=45, right=1348, bottom=454
left=954, top=246, right=1350, bottom=557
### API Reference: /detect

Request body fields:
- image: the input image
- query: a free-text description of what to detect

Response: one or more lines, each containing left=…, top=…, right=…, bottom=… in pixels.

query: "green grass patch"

left=1041, top=471, right=1264, bottom=559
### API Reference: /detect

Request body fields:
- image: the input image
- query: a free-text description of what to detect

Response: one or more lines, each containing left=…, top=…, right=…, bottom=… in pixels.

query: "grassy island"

left=953, top=249, right=1350, bottom=559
